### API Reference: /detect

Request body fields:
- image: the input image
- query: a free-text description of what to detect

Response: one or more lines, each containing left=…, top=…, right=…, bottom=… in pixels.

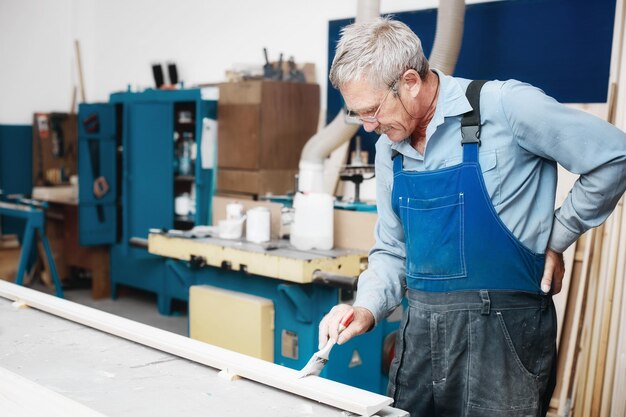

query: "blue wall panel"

left=0, top=125, right=32, bottom=234
left=328, top=0, right=616, bottom=161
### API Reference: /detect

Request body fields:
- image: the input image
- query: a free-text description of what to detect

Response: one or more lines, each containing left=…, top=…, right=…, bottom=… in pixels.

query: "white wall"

left=0, top=0, right=497, bottom=125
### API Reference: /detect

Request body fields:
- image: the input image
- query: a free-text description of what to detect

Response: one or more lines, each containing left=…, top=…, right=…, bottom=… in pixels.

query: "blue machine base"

left=109, top=245, right=171, bottom=314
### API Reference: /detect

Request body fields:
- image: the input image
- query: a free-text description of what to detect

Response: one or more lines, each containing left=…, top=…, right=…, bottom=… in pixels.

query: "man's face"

left=341, top=78, right=416, bottom=142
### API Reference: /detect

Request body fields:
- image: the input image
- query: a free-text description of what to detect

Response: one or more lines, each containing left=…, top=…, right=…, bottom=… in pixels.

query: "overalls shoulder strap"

left=392, top=149, right=403, bottom=174
left=461, top=80, right=487, bottom=163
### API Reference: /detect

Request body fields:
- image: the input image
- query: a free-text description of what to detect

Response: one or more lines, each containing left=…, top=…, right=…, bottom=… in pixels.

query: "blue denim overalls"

left=387, top=81, right=557, bottom=417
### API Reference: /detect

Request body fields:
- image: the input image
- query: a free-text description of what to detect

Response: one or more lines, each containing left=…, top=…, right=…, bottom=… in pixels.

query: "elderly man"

left=319, top=17, right=626, bottom=417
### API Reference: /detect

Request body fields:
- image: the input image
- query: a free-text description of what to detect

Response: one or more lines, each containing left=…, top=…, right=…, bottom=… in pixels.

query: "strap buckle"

left=461, top=125, right=481, bottom=145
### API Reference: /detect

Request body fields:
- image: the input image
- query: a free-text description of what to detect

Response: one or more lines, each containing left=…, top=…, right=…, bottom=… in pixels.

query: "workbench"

left=0, top=283, right=408, bottom=417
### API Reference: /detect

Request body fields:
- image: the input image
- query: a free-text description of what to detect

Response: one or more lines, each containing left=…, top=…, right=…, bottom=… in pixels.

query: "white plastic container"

left=175, top=193, right=191, bottom=216
left=290, top=192, right=334, bottom=251
left=246, top=206, right=271, bottom=243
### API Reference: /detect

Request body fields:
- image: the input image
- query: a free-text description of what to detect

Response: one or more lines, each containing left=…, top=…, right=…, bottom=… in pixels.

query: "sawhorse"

left=0, top=200, right=64, bottom=297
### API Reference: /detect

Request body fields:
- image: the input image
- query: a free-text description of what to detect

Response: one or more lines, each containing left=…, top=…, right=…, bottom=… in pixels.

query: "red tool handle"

left=338, top=309, right=355, bottom=333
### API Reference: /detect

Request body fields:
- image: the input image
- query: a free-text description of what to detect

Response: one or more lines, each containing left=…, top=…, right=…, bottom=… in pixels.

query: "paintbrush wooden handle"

left=338, top=309, right=355, bottom=333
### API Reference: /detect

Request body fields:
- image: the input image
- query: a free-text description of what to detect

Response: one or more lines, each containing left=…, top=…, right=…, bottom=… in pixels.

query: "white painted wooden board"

left=553, top=165, right=580, bottom=346
left=0, top=281, right=394, bottom=416
left=1, top=296, right=405, bottom=417
left=0, top=367, right=108, bottom=417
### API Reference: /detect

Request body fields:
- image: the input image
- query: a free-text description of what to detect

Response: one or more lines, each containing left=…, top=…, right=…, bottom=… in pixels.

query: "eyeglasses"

left=344, top=81, right=397, bottom=125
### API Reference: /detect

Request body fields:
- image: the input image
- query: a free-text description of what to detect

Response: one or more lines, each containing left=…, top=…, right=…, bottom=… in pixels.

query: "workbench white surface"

left=0, top=296, right=405, bottom=417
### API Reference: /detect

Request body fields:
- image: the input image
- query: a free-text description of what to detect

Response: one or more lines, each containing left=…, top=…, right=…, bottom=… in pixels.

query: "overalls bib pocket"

left=399, top=192, right=467, bottom=280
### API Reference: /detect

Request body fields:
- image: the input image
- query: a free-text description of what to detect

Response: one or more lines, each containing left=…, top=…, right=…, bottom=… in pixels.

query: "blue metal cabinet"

left=77, top=89, right=216, bottom=312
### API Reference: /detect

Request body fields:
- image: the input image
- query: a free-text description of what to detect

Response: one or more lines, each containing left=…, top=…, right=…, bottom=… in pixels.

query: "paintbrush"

left=298, top=309, right=355, bottom=378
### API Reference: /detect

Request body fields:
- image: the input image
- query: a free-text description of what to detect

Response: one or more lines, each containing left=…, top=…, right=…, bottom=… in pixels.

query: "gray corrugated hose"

left=429, top=0, right=465, bottom=75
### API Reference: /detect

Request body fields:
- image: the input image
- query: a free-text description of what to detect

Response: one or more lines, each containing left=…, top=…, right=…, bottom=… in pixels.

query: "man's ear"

left=400, top=69, right=422, bottom=99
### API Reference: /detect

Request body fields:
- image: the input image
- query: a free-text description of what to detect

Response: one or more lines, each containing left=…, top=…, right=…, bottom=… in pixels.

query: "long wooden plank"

left=602, top=199, right=626, bottom=416
left=556, top=230, right=596, bottom=416
left=573, top=227, right=606, bottom=417
left=0, top=366, right=108, bottom=417
left=554, top=165, right=580, bottom=346
left=0, top=281, right=392, bottom=416
left=591, top=205, right=623, bottom=416
left=578, top=221, right=609, bottom=417
left=555, top=242, right=576, bottom=347
left=606, top=0, right=626, bottom=413
left=610, top=236, right=626, bottom=417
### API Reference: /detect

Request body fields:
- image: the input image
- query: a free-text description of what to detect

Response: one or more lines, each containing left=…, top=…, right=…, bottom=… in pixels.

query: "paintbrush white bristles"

left=299, top=309, right=355, bottom=379
left=298, top=338, right=336, bottom=378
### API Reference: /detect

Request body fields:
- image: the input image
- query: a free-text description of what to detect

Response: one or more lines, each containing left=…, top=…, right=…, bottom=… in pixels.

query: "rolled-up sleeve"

left=500, top=80, right=626, bottom=253
left=353, top=139, right=407, bottom=325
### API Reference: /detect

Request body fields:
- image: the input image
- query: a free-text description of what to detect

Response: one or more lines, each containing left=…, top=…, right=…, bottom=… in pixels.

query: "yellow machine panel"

left=189, top=285, right=274, bottom=362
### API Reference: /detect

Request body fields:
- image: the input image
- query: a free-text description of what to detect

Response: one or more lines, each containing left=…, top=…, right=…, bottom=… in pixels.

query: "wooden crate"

left=217, top=81, right=320, bottom=172
left=216, top=168, right=297, bottom=196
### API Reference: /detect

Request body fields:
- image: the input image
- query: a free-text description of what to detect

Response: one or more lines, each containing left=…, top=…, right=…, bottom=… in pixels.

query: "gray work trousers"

left=388, top=290, right=557, bottom=417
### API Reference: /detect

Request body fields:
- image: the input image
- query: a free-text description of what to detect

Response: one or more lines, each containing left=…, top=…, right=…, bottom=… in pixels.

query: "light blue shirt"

left=355, top=70, right=626, bottom=325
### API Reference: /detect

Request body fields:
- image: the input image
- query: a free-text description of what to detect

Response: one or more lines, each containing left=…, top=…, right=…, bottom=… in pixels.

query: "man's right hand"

left=318, top=304, right=375, bottom=348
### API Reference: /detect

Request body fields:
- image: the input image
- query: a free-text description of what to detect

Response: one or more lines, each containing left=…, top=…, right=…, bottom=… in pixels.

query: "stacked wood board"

left=548, top=196, right=626, bottom=417
left=548, top=2, right=626, bottom=412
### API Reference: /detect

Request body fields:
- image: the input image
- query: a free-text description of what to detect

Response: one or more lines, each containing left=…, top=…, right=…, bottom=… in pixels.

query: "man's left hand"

left=541, top=248, right=565, bottom=294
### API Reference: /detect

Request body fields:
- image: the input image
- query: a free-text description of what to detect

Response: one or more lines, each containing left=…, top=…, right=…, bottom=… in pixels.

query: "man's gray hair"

left=329, top=17, right=429, bottom=90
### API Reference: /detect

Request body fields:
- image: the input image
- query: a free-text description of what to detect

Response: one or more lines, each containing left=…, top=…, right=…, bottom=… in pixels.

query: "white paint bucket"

left=246, top=207, right=271, bottom=243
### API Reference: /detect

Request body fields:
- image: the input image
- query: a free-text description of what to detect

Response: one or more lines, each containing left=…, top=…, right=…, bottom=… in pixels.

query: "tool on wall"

left=152, top=62, right=180, bottom=89
left=277, top=53, right=284, bottom=81
left=286, top=56, right=306, bottom=83
left=167, top=62, right=179, bottom=85
left=88, top=140, right=107, bottom=223
left=263, top=47, right=276, bottom=80
left=152, top=63, right=165, bottom=89
left=262, top=48, right=306, bottom=82
left=83, top=113, right=100, bottom=133
left=82, top=113, right=108, bottom=223
left=49, top=113, right=66, bottom=158
left=262, top=48, right=285, bottom=80
left=34, top=114, right=49, bottom=185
